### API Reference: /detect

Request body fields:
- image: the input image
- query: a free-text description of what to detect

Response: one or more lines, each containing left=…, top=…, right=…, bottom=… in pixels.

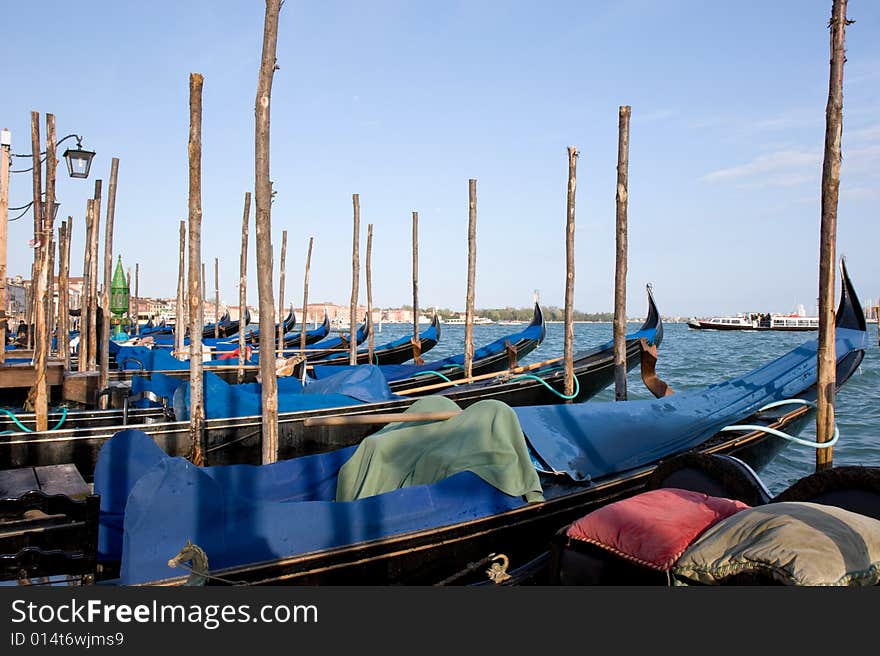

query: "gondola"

left=0, top=287, right=662, bottom=479
left=279, top=310, right=331, bottom=346
left=92, top=261, right=866, bottom=586
left=281, top=319, right=371, bottom=359
left=239, top=306, right=297, bottom=345
left=304, top=302, right=545, bottom=384
left=313, top=313, right=442, bottom=366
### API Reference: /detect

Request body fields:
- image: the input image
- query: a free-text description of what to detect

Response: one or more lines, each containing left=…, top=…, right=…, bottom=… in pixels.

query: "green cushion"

left=672, top=502, right=880, bottom=586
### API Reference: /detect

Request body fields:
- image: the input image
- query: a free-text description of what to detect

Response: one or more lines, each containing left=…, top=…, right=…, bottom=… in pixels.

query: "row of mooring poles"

left=173, top=0, right=844, bottom=474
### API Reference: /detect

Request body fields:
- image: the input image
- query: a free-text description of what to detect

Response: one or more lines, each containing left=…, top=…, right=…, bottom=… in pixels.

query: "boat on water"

left=444, top=315, right=494, bottom=325
left=0, top=288, right=660, bottom=479
left=80, top=262, right=866, bottom=585
left=688, top=309, right=819, bottom=332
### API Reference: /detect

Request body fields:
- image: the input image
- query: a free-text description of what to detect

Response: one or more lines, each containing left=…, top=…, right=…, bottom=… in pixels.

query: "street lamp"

left=10, top=133, right=96, bottom=179
left=61, top=138, right=96, bottom=179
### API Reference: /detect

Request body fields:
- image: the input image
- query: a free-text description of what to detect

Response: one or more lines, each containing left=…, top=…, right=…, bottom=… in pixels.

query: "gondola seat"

left=550, top=488, right=749, bottom=585
left=770, top=465, right=880, bottom=520
left=672, top=501, right=880, bottom=586
left=645, top=452, right=772, bottom=507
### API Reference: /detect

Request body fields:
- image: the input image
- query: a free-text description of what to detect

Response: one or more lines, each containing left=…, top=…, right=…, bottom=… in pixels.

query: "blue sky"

left=1, top=1, right=877, bottom=317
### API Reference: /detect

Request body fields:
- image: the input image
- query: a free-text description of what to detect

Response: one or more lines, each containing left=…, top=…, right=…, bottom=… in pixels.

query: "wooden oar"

left=396, top=354, right=565, bottom=397
left=303, top=411, right=460, bottom=427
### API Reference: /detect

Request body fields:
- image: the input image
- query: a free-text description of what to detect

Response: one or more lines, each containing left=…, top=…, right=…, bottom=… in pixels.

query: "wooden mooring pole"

left=366, top=223, right=374, bottom=363
left=214, top=257, right=220, bottom=339
left=238, top=193, right=250, bottom=382
left=816, top=0, right=850, bottom=471
left=349, top=194, right=360, bottom=366
left=27, top=113, right=54, bottom=427
left=57, top=219, right=71, bottom=369
left=564, top=147, right=577, bottom=399
left=134, top=263, right=139, bottom=336
left=277, top=229, right=287, bottom=353
left=614, top=106, right=631, bottom=401
left=88, top=179, right=102, bottom=371
left=255, top=0, right=282, bottom=464
left=300, top=237, right=314, bottom=353
left=411, top=211, right=423, bottom=364
left=464, top=179, right=477, bottom=379
left=46, top=234, right=55, bottom=355
left=0, top=127, right=9, bottom=363
left=29, top=111, right=42, bottom=352
left=175, top=220, right=186, bottom=355
left=100, top=157, right=120, bottom=397
left=187, top=72, right=206, bottom=466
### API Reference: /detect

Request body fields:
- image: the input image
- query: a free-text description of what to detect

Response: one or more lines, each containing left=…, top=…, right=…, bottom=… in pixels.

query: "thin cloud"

left=846, top=124, right=880, bottom=142
left=701, top=149, right=820, bottom=184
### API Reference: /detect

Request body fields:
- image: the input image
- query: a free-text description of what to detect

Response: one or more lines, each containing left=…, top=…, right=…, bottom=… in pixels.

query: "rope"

left=173, top=561, right=247, bottom=586
left=511, top=372, right=580, bottom=400
left=0, top=407, right=68, bottom=434
left=721, top=397, right=839, bottom=448
left=719, top=423, right=839, bottom=449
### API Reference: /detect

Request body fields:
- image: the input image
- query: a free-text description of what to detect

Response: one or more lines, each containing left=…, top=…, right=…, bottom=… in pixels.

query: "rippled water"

left=369, top=318, right=880, bottom=494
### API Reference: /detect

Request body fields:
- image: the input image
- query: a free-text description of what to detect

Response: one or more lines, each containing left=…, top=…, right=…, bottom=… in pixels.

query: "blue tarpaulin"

left=173, top=365, right=400, bottom=420
left=94, top=428, right=525, bottom=584
left=515, top=326, right=866, bottom=482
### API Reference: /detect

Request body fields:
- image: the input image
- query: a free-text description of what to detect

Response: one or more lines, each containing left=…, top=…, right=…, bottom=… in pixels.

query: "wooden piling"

left=126, top=269, right=131, bottom=329
left=25, top=265, right=33, bottom=351
left=78, top=200, right=93, bottom=370
left=366, top=223, right=374, bottom=363
left=201, top=262, right=206, bottom=311
left=277, top=229, right=287, bottom=353
left=238, top=193, right=251, bottom=382
left=214, top=258, right=220, bottom=339
left=255, top=0, right=282, bottom=465
left=816, top=0, right=850, bottom=471
left=411, top=211, right=423, bottom=364
left=176, top=220, right=186, bottom=355
left=99, top=158, right=120, bottom=396
left=28, top=113, right=43, bottom=354
left=134, top=263, right=139, bottom=336
left=46, top=234, right=55, bottom=354
left=614, top=106, right=631, bottom=401
left=349, top=194, right=360, bottom=366
left=0, top=128, right=8, bottom=363
left=464, top=179, right=477, bottom=379
left=564, top=147, right=577, bottom=399
left=27, top=112, right=54, bottom=428
left=87, top=180, right=102, bottom=371
left=187, top=72, right=206, bottom=466
left=300, top=237, right=314, bottom=353
left=57, top=219, right=71, bottom=369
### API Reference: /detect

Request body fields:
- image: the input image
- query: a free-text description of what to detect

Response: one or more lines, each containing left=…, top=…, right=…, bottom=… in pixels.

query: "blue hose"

left=511, top=373, right=580, bottom=400
left=0, top=406, right=69, bottom=434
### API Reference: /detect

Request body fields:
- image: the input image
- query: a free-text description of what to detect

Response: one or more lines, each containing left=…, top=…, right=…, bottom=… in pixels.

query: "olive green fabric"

left=673, top=501, right=880, bottom=586
left=335, top=396, right=544, bottom=503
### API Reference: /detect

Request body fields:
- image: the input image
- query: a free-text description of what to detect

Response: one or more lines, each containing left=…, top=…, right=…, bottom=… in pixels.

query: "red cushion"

left=566, top=489, right=750, bottom=571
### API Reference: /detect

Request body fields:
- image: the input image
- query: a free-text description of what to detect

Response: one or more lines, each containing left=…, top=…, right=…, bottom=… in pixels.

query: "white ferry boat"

left=687, top=311, right=819, bottom=332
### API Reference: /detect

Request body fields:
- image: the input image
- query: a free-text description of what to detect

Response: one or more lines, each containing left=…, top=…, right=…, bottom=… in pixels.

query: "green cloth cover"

left=335, top=396, right=544, bottom=503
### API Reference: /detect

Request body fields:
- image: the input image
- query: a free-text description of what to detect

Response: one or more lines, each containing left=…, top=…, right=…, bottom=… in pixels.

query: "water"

left=369, top=319, right=880, bottom=494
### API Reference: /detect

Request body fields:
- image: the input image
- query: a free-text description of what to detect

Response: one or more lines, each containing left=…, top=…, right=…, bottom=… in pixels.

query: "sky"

left=1, top=1, right=877, bottom=318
